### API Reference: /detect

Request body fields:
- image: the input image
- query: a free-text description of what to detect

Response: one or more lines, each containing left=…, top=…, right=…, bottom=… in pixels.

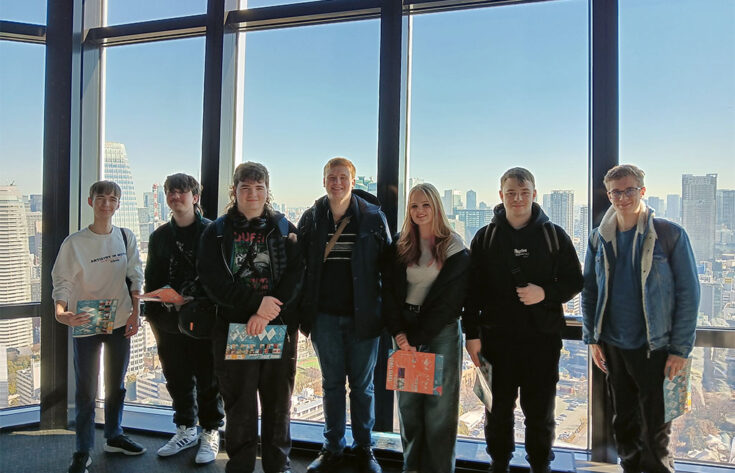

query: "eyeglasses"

left=607, top=187, right=642, bottom=200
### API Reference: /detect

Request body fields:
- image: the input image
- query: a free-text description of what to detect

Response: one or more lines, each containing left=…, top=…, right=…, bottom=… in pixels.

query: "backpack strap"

left=541, top=222, right=560, bottom=283
left=482, top=223, right=497, bottom=252
left=276, top=215, right=289, bottom=237
left=652, top=218, right=676, bottom=258
left=118, top=227, right=133, bottom=295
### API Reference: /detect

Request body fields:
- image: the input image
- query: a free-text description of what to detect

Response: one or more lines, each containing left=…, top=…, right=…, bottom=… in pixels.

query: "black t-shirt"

left=318, top=209, right=357, bottom=316
left=230, top=225, right=272, bottom=296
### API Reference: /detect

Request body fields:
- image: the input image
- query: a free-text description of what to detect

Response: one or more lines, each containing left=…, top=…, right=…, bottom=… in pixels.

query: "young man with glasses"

left=464, top=168, right=583, bottom=473
left=582, top=164, right=699, bottom=473
left=144, top=173, right=224, bottom=465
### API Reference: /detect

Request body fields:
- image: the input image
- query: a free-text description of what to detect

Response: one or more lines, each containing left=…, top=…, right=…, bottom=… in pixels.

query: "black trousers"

left=213, top=330, right=298, bottom=473
left=481, top=331, right=561, bottom=471
left=602, top=343, right=675, bottom=473
left=150, top=322, right=224, bottom=430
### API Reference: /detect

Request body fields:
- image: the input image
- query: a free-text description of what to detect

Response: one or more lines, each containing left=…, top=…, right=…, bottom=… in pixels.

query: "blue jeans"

left=311, top=312, right=380, bottom=453
left=73, top=326, right=130, bottom=453
left=397, top=320, right=461, bottom=473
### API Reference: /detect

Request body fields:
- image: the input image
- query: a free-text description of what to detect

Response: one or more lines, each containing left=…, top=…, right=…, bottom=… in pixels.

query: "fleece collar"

left=598, top=204, right=656, bottom=257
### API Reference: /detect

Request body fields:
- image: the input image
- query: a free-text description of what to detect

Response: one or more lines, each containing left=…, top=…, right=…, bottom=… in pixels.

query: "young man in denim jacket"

left=582, top=164, right=700, bottom=473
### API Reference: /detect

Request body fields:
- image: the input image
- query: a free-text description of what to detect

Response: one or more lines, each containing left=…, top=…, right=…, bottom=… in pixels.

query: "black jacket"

left=144, top=213, right=211, bottom=333
left=297, top=189, right=392, bottom=339
left=197, top=210, right=304, bottom=336
left=383, top=234, right=470, bottom=347
left=464, top=203, right=583, bottom=340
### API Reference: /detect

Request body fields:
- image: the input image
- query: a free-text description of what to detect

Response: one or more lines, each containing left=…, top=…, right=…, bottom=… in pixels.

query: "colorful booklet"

left=225, top=323, right=286, bottom=360
left=386, top=349, right=444, bottom=396
left=663, top=357, right=693, bottom=423
left=73, top=299, right=118, bottom=336
left=473, top=355, right=493, bottom=411
left=135, top=286, right=190, bottom=305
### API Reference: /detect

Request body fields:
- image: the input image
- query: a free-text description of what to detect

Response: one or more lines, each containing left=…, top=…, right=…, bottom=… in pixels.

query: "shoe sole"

left=103, top=444, right=147, bottom=456
left=157, top=440, right=199, bottom=457
left=195, top=455, right=217, bottom=465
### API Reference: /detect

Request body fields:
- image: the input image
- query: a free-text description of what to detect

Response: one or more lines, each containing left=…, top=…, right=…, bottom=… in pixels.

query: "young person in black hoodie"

left=144, top=174, right=224, bottom=464
left=383, top=183, right=470, bottom=473
left=197, top=162, right=304, bottom=473
left=464, top=168, right=583, bottom=473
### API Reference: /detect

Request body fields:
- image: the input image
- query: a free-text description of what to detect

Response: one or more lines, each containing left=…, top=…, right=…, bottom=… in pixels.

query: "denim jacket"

left=582, top=206, right=699, bottom=357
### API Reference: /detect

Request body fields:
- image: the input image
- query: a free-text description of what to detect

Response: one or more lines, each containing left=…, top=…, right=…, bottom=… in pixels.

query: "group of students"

left=52, top=159, right=699, bottom=473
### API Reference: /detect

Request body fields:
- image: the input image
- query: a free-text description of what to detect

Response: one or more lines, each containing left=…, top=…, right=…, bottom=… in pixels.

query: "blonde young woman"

left=383, top=183, right=470, bottom=473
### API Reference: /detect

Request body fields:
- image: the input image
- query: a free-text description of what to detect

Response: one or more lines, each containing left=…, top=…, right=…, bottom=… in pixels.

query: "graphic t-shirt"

left=230, top=228, right=272, bottom=296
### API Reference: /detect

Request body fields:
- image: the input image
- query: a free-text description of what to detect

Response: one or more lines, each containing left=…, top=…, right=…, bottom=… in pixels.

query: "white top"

left=51, top=226, right=144, bottom=333
left=405, top=233, right=465, bottom=306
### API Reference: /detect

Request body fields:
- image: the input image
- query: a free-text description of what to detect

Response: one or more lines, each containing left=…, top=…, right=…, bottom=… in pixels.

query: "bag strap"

left=482, top=223, right=497, bottom=252
left=541, top=222, right=560, bottom=283
left=652, top=218, right=675, bottom=258
left=323, top=215, right=351, bottom=262
left=119, top=227, right=133, bottom=295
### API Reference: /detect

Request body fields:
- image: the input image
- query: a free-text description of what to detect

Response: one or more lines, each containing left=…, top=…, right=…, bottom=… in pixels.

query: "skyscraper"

left=104, top=142, right=142, bottom=245
left=682, top=174, right=717, bottom=262
left=716, top=189, right=735, bottom=230
left=0, top=186, right=32, bottom=305
left=646, top=196, right=664, bottom=216
left=548, top=190, right=574, bottom=238
left=442, top=189, right=463, bottom=216
left=577, top=205, right=589, bottom=261
left=466, top=190, right=477, bottom=210
left=666, top=194, right=681, bottom=222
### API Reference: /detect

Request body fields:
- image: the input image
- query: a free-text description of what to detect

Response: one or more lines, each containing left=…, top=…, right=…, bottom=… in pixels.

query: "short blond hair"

left=604, top=164, right=645, bottom=188
left=89, top=180, right=121, bottom=199
left=323, top=157, right=356, bottom=179
left=500, top=167, right=535, bottom=189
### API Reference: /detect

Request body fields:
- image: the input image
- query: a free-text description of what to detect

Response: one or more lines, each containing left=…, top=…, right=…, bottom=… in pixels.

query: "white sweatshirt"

left=52, top=226, right=144, bottom=333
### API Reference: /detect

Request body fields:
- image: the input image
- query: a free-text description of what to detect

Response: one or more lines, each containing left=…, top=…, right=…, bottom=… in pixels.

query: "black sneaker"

left=104, top=434, right=147, bottom=455
left=355, top=446, right=382, bottom=473
left=306, top=448, right=343, bottom=473
left=67, top=452, right=91, bottom=473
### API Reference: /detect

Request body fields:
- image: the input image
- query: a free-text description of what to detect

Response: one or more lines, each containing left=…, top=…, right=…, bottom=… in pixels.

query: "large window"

left=103, top=37, right=205, bottom=407
left=105, top=0, right=205, bottom=26
left=407, top=0, right=589, bottom=448
left=237, top=19, right=381, bottom=423
left=0, top=41, right=45, bottom=409
left=0, top=1, right=46, bottom=24
left=620, top=0, right=734, bottom=465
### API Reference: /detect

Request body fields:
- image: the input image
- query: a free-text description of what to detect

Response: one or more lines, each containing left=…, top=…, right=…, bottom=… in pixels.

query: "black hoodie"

left=463, top=203, right=583, bottom=341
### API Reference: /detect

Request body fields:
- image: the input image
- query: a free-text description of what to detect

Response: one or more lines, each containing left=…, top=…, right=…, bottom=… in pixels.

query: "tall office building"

left=466, top=190, right=477, bottom=210
left=716, top=189, right=735, bottom=230
left=0, top=348, right=7, bottom=408
left=577, top=205, right=589, bottom=261
left=16, top=360, right=40, bottom=405
left=666, top=194, right=681, bottom=222
left=0, top=187, right=34, bottom=351
left=548, top=190, right=574, bottom=238
left=104, top=142, right=142, bottom=244
left=682, top=174, right=717, bottom=262
left=647, top=196, right=664, bottom=216
left=442, top=189, right=463, bottom=216
left=143, top=183, right=168, bottom=223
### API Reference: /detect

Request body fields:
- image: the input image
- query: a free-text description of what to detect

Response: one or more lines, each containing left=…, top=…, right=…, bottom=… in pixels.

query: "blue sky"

left=1, top=0, right=733, bottom=210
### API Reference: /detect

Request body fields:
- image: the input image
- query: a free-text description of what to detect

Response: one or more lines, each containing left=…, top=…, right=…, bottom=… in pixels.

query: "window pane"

left=237, top=20, right=380, bottom=422
left=104, top=37, right=205, bottom=406
left=407, top=0, right=589, bottom=448
left=0, top=1, right=46, bottom=24
left=1, top=317, right=41, bottom=408
left=242, top=0, right=317, bottom=7
left=0, top=42, right=44, bottom=305
left=105, top=0, right=205, bottom=25
left=620, top=0, right=735, bottom=333
left=670, top=347, right=735, bottom=464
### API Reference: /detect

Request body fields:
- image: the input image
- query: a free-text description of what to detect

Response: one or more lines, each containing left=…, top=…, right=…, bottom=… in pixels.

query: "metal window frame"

left=2, top=0, right=734, bottom=467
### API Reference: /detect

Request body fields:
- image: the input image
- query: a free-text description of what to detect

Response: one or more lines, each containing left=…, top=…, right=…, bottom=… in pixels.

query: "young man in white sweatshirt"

left=52, top=181, right=146, bottom=473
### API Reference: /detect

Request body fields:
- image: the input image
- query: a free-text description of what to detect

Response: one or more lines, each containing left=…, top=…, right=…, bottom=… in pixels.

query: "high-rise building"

left=682, top=174, right=717, bottom=262
left=16, top=360, right=40, bottom=405
left=0, top=186, right=32, bottom=305
left=442, top=189, right=463, bottom=216
left=647, top=196, right=664, bottom=216
left=466, top=190, right=477, bottom=210
left=143, top=183, right=168, bottom=223
left=665, top=194, right=681, bottom=222
left=548, top=190, right=574, bottom=238
left=104, top=142, right=142, bottom=244
left=456, top=209, right=494, bottom=243
left=577, top=205, right=589, bottom=261
left=716, top=189, right=735, bottom=230
left=0, top=348, right=7, bottom=408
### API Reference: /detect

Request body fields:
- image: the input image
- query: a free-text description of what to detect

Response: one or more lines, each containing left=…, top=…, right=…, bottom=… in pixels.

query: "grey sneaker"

left=195, top=429, right=220, bottom=464
left=157, top=425, right=199, bottom=457
left=67, top=452, right=91, bottom=473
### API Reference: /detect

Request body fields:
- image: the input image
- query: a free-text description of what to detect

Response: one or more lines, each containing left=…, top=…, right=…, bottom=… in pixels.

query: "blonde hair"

left=396, top=183, right=457, bottom=267
left=323, top=157, right=356, bottom=179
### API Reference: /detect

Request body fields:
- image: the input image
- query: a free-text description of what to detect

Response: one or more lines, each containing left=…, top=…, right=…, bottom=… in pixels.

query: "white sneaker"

left=157, top=425, right=199, bottom=457
left=195, top=429, right=220, bottom=464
